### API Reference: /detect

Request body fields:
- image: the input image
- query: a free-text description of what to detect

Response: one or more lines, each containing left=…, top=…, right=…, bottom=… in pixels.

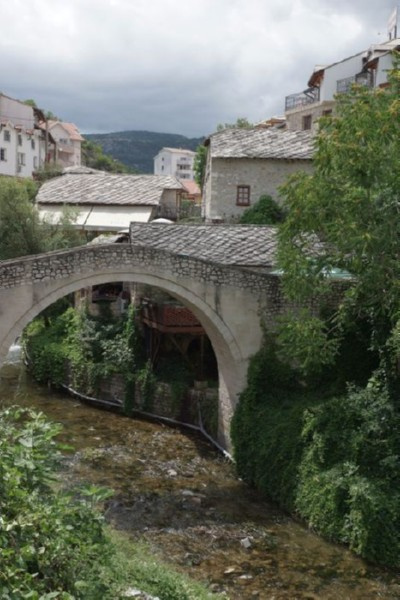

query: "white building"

left=0, top=94, right=46, bottom=177
left=154, top=147, right=195, bottom=180
left=42, top=121, right=83, bottom=168
left=285, top=37, right=400, bottom=131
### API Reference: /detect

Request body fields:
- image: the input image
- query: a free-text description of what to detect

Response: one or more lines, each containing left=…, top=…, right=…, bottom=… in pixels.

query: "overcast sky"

left=1, top=0, right=398, bottom=137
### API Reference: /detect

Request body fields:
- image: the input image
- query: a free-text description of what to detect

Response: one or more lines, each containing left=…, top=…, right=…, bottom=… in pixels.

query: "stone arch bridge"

left=0, top=224, right=286, bottom=450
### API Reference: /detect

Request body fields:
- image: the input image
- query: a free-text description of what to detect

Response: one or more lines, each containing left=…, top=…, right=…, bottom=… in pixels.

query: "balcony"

left=336, top=72, right=373, bottom=94
left=285, top=86, right=320, bottom=111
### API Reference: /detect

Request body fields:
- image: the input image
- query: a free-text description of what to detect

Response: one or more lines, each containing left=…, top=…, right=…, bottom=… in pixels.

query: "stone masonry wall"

left=205, top=157, right=313, bottom=222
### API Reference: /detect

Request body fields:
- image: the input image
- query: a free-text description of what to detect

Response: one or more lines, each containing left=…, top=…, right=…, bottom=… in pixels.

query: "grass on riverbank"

left=103, top=529, right=221, bottom=600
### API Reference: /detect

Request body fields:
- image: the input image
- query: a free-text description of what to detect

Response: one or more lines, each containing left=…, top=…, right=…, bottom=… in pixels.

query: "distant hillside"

left=84, top=130, right=205, bottom=174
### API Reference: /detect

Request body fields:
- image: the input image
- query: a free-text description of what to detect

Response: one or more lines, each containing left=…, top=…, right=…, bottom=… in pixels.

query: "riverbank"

left=1, top=360, right=399, bottom=599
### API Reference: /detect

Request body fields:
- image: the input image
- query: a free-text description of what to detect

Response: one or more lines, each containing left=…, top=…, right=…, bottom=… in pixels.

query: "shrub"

left=0, top=407, right=111, bottom=598
left=231, top=341, right=400, bottom=567
left=239, top=194, right=284, bottom=224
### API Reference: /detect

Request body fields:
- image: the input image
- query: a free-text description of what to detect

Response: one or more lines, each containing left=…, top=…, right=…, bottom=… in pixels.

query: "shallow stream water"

left=1, top=350, right=399, bottom=599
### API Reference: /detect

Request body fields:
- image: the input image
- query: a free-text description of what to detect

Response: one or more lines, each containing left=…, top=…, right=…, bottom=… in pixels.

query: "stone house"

left=36, top=167, right=184, bottom=235
left=285, top=36, right=400, bottom=132
left=202, top=126, right=314, bottom=223
left=0, top=93, right=47, bottom=177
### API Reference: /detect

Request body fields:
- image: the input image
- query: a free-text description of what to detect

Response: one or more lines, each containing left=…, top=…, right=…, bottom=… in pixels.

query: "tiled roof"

left=181, top=180, right=201, bottom=195
left=161, top=147, right=196, bottom=154
left=207, top=127, right=314, bottom=160
left=37, top=173, right=184, bottom=207
left=48, top=120, right=84, bottom=142
left=38, top=120, right=85, bottom=142
left=129, top=223, right=278, bottom=268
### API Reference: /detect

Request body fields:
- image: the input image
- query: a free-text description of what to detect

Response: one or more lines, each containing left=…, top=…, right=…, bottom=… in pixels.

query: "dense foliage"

left=0, top=178, right=82, bottom=260
left=238, top=194, right=284, bottom=225
left=0, top=406, right=221, bottom=599
left=233, top=58, right=400, bottom=568
left=231, top=342, right=400, bottom=567
left=0, top=406, right=111, bottom=598
left=277, top=57, right=400, bottom=377
left=23, top=304, right=149, bottom=412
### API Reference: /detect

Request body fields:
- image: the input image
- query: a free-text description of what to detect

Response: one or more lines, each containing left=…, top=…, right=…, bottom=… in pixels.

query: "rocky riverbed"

left=1, top=360, right=400, bottom=599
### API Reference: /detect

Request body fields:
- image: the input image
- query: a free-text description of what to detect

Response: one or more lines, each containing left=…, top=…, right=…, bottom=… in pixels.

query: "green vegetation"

left=82, top=140, right=139, bottom=173
left=231, top=340, right=400, bottom=567
left=0, top=177, right=81, bottom=260
left=23, top=303, right=200, bottom=420
left=0, top=406, right=221, bottom=599
left=216, top=117, right=253, bottom=131
left=84, top=130, right=204, bottom=174
left=277, top=56, right=400, bottom=378
left=24, top=304, right=145, bottom=405
left=238, top=194, right=284, bottom=225
left=233, top=59, right=400, bottom=568
left=193, top=144, right=207, bottom=188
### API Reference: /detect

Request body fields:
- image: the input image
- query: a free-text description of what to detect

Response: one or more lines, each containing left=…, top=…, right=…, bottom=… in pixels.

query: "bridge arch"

left=0, top=244, right=275, bottom=449
left=1, top=267, right=249, bottom=449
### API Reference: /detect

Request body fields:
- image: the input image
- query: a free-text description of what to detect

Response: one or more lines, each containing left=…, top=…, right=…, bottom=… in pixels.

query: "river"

left=1, top=348, right=399, bottom=599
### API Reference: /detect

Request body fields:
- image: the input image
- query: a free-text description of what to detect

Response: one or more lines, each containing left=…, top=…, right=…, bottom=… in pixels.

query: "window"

left=0, top=148, right=6, bottom=161
left=17, top=152, right=25, bottom=166
left=236, top=185, right=250, bottom=206
left=31, top=138, right=35, bottom=150
left=33, top=156, right=38, bottom=169
left=302, top=114, right=312, bottom=130
left=17, top=134, right=22, bottom=146
left=322, top=109, right=332, bottom=117
left=3, top=130, right=10, bottom=142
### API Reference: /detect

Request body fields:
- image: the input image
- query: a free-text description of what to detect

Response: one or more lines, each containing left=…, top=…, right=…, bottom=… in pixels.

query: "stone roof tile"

left=36, top=173, right=184, bottom=207
left=208, top=127, right=314, bottom=160
left=129, top=223, right=278, bottom=267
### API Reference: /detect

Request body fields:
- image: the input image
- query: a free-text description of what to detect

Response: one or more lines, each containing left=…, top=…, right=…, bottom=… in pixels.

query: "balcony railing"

left=336, top=72, right=373, bottom=94
left=285, top=86, right=320, bottom=111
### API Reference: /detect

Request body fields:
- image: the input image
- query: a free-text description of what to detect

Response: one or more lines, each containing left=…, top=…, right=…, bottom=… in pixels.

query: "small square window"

left=3, top=130, right=10, bottom=142
left=322, top=109, right=332, bottom=117
left=0, top=148, right=7, bottom=161
left=236, top=185, right=250, bottom=206
left=302, top=115, right=312, bottom=130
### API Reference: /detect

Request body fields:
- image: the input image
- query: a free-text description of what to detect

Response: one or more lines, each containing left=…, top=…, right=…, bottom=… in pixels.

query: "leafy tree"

left=277, top=56, right=400, bottom=379
left=23, top=98, right=37, bottom=107
left=0, top=177, right=81, bottom=260
left=239, top=194, right=284, bottom=225
left=193, top=144, right=207, bottom=188
left=82, top=140, right=139, bottom=174
left=216, top=117, right=253, bottom=131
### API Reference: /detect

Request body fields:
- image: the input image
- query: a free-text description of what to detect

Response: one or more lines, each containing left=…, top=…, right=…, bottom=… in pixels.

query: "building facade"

left=202, top=127, right=313, bottom=223
left=0, top=94, right=46, bottom=177
left=285, top=37, right=400, bottom=132
left=154, top=147, right=196, bottom=180
left=43, top=121, right=83, bottom=168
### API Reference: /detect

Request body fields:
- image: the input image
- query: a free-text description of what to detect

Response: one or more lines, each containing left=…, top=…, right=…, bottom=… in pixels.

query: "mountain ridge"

left=84, top=130, right=205, bottom=174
